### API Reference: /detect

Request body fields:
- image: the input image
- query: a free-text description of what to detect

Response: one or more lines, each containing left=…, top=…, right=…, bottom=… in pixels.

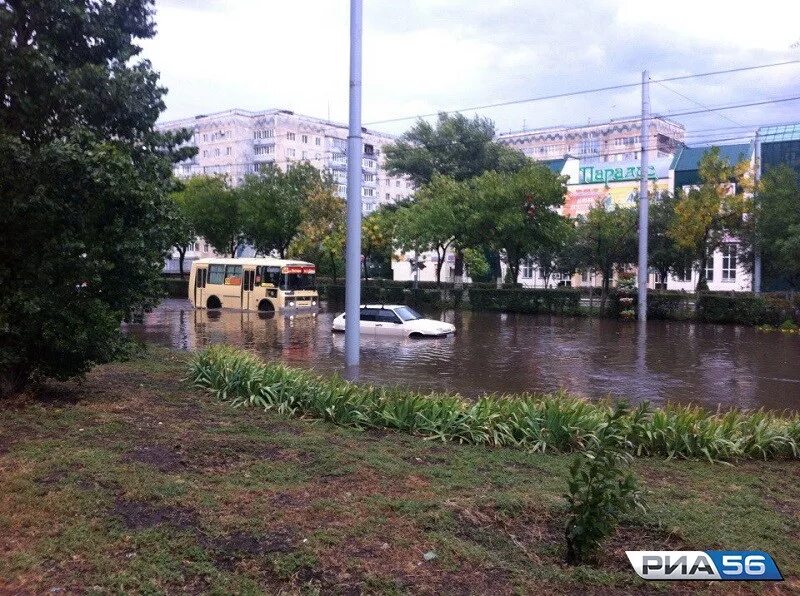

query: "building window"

left=226, top=147, right=231, bottom=155
left=315, top=137, right=321, bottom=146
left=395, top=180, right=400, bottom=187
left=286, top=132, right=296, bottom=141
left=301, top=134, right=308, bottom=143
left=521, top=258, right=534, bottom=279
left=581, top=270, right=589, bottom=283
left=254, top=145, right=274, bottom=155
left=705, top=257, right=714, bottom=282
left=286, top=148, right=296, bottom=157
left=363, top=188, right=374, bottom=197
left=675, top=267, right=692, bottom=282
left=214, top=148, right=220, bottom=156
left=722, top=244, right=737, bottom=281
left=364, top=172, right=374, bottom=182
left=386, top=192, right=390, bottom=200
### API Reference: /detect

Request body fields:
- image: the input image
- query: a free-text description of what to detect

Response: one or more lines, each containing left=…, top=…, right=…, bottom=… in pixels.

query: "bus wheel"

left=257, top=299, right=275, bottom=312
left=206, top=296, right=222, bottom=309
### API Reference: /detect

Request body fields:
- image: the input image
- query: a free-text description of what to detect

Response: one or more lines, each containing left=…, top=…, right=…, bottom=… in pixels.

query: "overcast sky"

left=143, top=0, right=800, bottom=142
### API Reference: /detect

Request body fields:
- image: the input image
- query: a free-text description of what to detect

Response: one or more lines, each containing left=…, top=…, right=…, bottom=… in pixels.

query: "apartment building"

left=156, top=108, right=414, bottom=213
left=158, top=108, right=415, bottom=271
left=496, top=115, right=685, bottom=163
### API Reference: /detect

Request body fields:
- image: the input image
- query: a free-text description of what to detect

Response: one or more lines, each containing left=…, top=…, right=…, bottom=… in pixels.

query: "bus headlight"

left=288, top=300, right=295, bottom=307
left=312, top=300, right=317, bottom=306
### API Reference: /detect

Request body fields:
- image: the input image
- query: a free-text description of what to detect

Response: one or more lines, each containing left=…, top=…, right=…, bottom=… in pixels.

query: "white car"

left=331, top=305, right=455, bottom=338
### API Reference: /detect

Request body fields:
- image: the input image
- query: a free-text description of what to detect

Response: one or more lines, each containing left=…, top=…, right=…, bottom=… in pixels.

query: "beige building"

left=496, top=115, right=684, bottom=163
left=156, top=108, right=414, bottom=214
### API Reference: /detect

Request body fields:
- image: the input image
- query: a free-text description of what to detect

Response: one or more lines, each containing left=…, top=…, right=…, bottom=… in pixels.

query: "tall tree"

left=383, top=112, right=529, bottom=186
left=467, top=164, right=567, bottom=283
left=669, top=147, right=753, bottom=291
left=362, top=207, right=397, bottom=280
left=0, top=0, right=194, bottom=396
left=384, top=112, right=529, bottom=280
left=755, top=165, right=800, bottom=289
left=291, top=184, right=346, bottom=281
left=168, top=180, right=198, bottom=278
left=180, top=176, right=240, bottom=257
left=530, top=218, right=576, bottom=287
left=395, top=174, right=468, bottom=285
left=239, top=163, right=327, bottom=258
left=647, top=190, right=695, bottom=288
left=575, top=205, right=638, bottom=312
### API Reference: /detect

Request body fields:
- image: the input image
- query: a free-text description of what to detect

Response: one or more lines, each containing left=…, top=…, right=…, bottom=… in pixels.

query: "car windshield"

left=393, top=306, right=423, bottom=321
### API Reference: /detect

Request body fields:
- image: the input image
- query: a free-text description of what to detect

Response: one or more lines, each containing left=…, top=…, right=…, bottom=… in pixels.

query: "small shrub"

left=564, top=404, right=645, bottom=564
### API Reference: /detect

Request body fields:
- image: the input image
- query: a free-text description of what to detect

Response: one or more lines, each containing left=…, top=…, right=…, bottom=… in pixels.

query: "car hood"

left=405, top=318, right=455, bottom=333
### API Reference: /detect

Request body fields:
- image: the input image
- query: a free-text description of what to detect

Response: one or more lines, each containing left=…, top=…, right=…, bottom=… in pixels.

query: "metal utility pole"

left=344, top=0, right=363, bottom=368
left=753, top=129, right=762, bottom=294
left=637, top=70, right=650, bottom=322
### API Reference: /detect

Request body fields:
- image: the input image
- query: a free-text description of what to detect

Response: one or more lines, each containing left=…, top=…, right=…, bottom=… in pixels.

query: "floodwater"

left=125, top=299, right=800, bottom=411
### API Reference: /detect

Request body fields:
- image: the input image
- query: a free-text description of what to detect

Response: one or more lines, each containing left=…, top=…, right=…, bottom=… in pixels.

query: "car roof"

left=361, top=304, right=404, bottom=309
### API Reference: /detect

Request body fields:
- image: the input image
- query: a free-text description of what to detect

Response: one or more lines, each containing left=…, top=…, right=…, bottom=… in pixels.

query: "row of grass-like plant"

left=188, top=346, right=800, bottom=461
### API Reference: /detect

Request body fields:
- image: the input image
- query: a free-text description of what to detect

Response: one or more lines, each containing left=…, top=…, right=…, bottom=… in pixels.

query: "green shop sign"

left=578, top=165, right=657, bottom=184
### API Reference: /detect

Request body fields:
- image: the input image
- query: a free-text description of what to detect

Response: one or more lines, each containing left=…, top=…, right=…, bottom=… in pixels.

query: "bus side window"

left=224, top=265, right=242, bottom=285
left=208, top=264, right=225, bottom=285
left=196, top=268, right=207, bottom=288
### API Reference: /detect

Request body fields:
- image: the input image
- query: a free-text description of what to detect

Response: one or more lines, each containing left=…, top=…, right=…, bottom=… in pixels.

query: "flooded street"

left=126, top=299, right=800, bottom=411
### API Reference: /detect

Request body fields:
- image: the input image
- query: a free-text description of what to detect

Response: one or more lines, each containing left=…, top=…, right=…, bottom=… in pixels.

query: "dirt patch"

left=199, top=529, right=296, bottom=570
left=113, top=498, right=198, bottom=531
left=123, top=444, right=186, bottom=473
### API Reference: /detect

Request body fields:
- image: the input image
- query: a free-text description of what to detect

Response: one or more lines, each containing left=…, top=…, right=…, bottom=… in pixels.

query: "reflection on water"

left=125, top=299, right=800, bottom=411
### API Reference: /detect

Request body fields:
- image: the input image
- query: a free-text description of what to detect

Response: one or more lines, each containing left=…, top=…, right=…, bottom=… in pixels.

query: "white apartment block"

left=156, top=108, right=414, bottom=214
left=496, top=115, right=685, bottom=163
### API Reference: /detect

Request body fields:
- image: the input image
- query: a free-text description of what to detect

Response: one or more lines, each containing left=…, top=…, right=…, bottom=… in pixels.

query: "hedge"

left=465, top=287, right=581, bottom=315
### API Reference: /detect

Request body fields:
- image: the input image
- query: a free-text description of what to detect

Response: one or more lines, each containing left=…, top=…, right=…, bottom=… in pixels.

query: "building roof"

left=758, top=123, right=800, bottom=143
left=671, top=143, right=752, bottom=172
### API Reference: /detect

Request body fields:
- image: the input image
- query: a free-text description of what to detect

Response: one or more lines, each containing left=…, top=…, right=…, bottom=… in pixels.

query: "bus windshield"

left=283, top=273, right=316, bottom=291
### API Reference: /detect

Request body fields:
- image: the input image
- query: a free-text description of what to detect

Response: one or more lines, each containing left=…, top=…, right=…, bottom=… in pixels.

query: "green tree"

left=669, top=147, right=753, bottom=291
left=168, top=181, right=198, bottom=278
left=362, top=207, right=397, bottom=280
left=575, top=205, right=638, bottom=312
left=467, top=164, right=567, bottom=283
left=395, top=175, right=468, bottom=285
left=383, top=112, right=529, bottom=186
left=530, top=218, right=576, bottom=287
left=755, top=165, right=800, bottom=289
left=647, top=190, right=695, bottom=288
left=291, top=184, right=346, bottom=281
left=384, top=112, right=529, bottom=280
left=179, top=176, right=240, bottom=257
left=0, top=0, right=194, bottom=396
left=239, top=163, right=327, bottom=258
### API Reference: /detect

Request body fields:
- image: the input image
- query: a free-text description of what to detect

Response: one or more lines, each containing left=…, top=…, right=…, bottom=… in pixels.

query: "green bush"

left=188, top=346, right=800, bottom=461
left=696, top=293, right=779, bottom=326
left=564, top=404, right=645, bottom=564
left=608, top=291, right=693, bottom=320
left=162, top=276, right=189, bottom=298
left=466, top=288, right=581, bottom=315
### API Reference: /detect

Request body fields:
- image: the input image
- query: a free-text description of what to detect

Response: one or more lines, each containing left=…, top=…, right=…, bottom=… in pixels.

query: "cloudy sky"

left=143, top=0, right=800, bottom=142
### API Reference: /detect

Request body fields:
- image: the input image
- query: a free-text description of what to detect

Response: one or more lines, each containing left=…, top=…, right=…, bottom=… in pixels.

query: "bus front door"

left=241, top=269, right=256, bottom=310
left=194, top=266, right=208, bottom=307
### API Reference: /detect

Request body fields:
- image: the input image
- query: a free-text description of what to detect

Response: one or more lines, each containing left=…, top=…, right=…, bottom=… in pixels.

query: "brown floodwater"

left=125, top=299, right=800, bottom=411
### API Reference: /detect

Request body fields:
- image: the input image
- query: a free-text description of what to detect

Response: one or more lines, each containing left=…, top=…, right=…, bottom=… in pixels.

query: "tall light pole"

left=637, top=70, right=650, bottom=322
left=344, top=0, right=363, bottom=368
left=753, top=129, right=762, bottom=294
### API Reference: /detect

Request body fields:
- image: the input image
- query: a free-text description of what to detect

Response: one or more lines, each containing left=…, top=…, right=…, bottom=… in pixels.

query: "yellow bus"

left=188, top=257, right=318, bottom=312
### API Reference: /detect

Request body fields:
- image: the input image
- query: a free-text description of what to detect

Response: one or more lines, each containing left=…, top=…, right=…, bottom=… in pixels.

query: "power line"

left=364, top=59, right=800, bottom=125
left=657, top=95, right=800, bottom=119
left=653, top=79, right=744, bottom=127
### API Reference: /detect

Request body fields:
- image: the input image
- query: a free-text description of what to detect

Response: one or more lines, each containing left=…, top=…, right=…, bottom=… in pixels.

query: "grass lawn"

left=0, top=347, right=798, bottom=594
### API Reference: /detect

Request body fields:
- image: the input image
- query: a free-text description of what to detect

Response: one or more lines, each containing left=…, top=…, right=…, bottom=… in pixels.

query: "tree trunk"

left=600, top=267, right=611, bottom=314
left=176, top=246, right=187, bottom=278
left=435, top=248, right=445, bottom=287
